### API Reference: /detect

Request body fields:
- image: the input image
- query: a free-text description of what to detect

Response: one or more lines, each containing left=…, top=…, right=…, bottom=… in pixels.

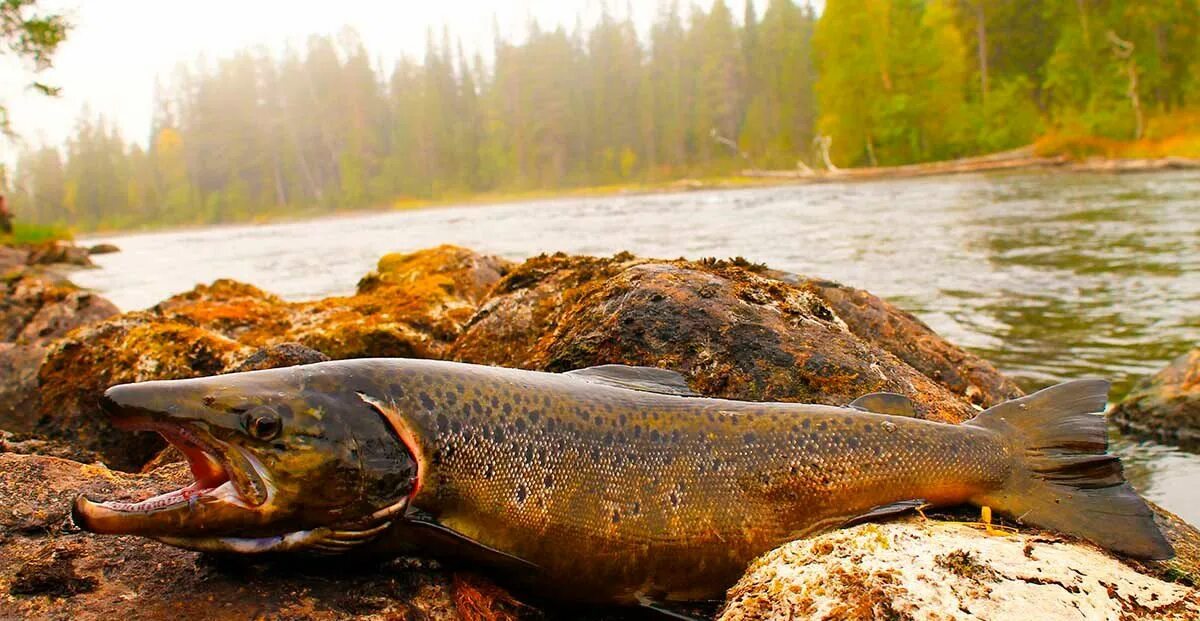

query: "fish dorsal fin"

left=402, top=508, right=540, bottom=572
left=848, top=392, right=917, bottom=417
left=565, top=364, right=699, bottom=397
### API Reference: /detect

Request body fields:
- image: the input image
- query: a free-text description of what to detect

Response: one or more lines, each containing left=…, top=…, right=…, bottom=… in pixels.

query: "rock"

left=797, top=278, right=1023, bottom=408
left=0, top=271, right=120, bottom=346
left=452, top=253, right=998, bottom=423
left=33, top=246, right=507, bottom=471
left=0, top=343, right=48, bottom=434
left=719, top=518, right=1199, bottom=621
left=87, top=243, right=120, bottom=255
left=25, top=240, right=94, bottom=268
left=0, top=453, right=460, bottom=621
left=225, top=342, right=331, bottom=373
left=0, top=245, right=28, bottom=272
left=1112, top=349, right=1200, bottom=446
left=35, top=315, right=251, bottom=470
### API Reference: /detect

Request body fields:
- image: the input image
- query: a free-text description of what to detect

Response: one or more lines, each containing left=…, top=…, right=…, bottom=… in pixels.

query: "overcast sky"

left=1, top=0, right=821, bottom=162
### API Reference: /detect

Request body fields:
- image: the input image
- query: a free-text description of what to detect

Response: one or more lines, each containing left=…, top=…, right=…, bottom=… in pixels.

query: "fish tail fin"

left=966, top=379, right=1174, bottom=560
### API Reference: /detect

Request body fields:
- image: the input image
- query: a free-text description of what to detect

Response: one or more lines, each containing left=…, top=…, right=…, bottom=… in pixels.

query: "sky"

left=0, top=0, right=814, bottom=163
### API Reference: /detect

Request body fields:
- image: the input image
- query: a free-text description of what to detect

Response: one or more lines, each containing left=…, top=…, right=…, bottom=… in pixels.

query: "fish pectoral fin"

left=635, top=594, right=720, bottom=621
left=841, top=499, right=929, bottom=528
left=403, top=508, right=541, bottom=572
left=565, top=364, right=699, bottom=397
left=848, top=392, right=917, bottom=417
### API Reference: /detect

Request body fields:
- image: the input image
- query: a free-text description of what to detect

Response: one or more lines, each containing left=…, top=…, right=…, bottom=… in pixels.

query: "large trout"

left=74, top=359, right=1172, bottom=607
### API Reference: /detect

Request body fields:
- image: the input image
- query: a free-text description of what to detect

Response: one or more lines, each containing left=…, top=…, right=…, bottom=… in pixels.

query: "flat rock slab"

left=720, top=518, right=1199, bottom=621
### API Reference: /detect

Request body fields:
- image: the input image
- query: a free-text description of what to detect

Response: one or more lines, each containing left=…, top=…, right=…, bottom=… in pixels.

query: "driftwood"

left=742, top=146, right=1200, bottom=182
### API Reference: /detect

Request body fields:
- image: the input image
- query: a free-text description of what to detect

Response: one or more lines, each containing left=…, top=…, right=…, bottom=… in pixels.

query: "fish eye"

left=244, top=408, right=282, bottom=441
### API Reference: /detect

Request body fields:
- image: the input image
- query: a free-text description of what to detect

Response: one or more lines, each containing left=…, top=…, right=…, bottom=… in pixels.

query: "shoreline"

left=73, top=148, right=1200, bottom=241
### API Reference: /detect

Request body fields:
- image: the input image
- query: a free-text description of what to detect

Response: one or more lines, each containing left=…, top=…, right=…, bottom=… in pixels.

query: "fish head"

left=72, top=364, right=418, bottom=550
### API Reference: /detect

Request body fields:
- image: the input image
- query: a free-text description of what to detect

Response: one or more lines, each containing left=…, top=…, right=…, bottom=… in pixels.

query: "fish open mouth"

left=73, top=414, right=269, bottom=536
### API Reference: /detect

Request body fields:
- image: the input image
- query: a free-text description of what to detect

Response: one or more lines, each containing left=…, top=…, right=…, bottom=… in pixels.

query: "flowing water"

left=77, top=170, right=1200, bottom=525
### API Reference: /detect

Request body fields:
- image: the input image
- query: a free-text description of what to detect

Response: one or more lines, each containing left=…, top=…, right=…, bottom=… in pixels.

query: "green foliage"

left=0, top=0, right=70, bottom=135
left=2, top=221, right=70, bottom=244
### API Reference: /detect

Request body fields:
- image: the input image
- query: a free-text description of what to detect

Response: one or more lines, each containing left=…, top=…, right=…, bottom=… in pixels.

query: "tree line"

left=6, top=0, right=1199, bottom=230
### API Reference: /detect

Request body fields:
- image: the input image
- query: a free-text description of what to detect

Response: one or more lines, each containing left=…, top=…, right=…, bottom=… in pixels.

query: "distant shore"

left=60, top=143, right=1200, bottom=240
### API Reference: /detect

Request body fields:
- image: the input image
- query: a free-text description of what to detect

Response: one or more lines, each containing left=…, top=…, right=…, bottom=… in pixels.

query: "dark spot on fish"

left=455, top=383, right=465, bottom=394
left=431, top=450, right=443, bottom=466
left=817, top=422, right=828, bottom=432
left=472, top=401, right=483, bottom=415
left=389, top=383, right=406, bottom=397
left=649, top=429, right=660, bottom=443
left=529, top=411, right=539, bottom=423
left=543, top=395, right=552, bottom=407
left=502, top=402, right=512, bottom=415
left=436, top=413, right=449, bottom=432
left=515, top=418, right=527, bottom=432
left=450, top=419, right=462, bottom=434
left=546, top=418, right=557, bottom=432
left=524, top=446, right=534, bottom=462
left=743, top=432, right=756, bottom=443
left=632, top=426, right=642, bottom=439
left=543, top=474, right=554, bottom=488
left=864, top=423, right=873, bottom=432
left=483, top=463, right=494, bottom=479
left=669, top=491, right=681, bottom=508
left=419, top=393, right=435, bottom=410
left=445, top=392, right=457, bottom=406
left=493, top=427, right=505, bottom=443
left=604, top=432, right=614, bottom=446
left=515, top=485, right=528, bottom=503
left=618, top=413, right=627, bottom=425
left=847, top=437, right=860, bottom=449
left=760, top=473, right=770, bottom=485
left=612, top=510, right=620, bottom=524
left=631, top=502, right=640, bottom=515
left=591, top=447, right=602, bottom=460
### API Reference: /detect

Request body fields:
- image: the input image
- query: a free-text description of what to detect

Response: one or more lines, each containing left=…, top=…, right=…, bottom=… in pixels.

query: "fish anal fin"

left=841, top=499, right=928, bottom=528
left=565, top=364, right=699, bottom=397
left=848, top=392, right=917, bottom=417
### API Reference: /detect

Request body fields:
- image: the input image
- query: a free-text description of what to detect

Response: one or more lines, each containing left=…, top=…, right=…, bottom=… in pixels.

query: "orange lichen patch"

left=454, top=252, right=985, bottom=422
left=358, top=244, right=512, bottom=305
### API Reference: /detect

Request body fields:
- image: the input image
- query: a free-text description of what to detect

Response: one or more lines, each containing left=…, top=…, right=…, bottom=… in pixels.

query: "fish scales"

left=371, top=360, right=1010, bottom=601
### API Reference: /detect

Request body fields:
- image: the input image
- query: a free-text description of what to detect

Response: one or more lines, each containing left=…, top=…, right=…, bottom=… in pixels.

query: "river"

left=77, top=170, right=1200, bottom=525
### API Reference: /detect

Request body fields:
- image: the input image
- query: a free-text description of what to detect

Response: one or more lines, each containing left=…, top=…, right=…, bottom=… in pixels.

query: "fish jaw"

left=72, top=389, right=273, bottom=538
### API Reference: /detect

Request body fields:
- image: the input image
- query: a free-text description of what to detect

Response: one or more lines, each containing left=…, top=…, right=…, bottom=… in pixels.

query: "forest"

left=6, top=0, right=1200, bottom=230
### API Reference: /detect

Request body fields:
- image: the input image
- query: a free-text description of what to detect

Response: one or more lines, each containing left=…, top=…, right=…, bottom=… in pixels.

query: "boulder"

left=1112, top=349, right=1200, bottom=446
left=1, top=271, right=120, bottom=346
left=0, top=453, right=461, bottom=621
left=25, top=240, right=94, bottom=267
left=0, top=343, right=49, bottom=434
left=33, top=246, right=509, bottom=471
left=0, top=244, right=28, bottom=272
left=453, top=253, right=1011, bottom=423
left=87, top=243, right=120, bottom=255
left=719, top=518, right=1199, bottom=621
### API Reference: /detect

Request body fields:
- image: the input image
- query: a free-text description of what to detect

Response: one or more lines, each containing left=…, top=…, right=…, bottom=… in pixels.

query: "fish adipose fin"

left=848, top=392, right=917, bottom=417
left=565, top=365, right=699, bottom=397
left=966, top=379, right=1174, bottom=560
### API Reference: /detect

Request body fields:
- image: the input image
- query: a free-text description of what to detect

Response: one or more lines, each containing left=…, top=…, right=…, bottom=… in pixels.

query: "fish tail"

left=965, top=379, right=1174, bottom=560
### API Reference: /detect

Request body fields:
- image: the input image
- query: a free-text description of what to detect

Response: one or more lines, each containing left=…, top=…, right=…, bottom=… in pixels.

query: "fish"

left=73, top=358, right=1173, bottom=608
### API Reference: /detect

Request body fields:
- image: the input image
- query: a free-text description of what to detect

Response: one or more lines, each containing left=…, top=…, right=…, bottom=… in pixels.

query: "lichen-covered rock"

left=25, top=240, right=95, bottom=267
left=453, top=253, right=993, bottom=423
left=1112, top=349, right=1200, bottom=446
left=796, top=278, right=1022, bottom=408
left=1, top=271, right=119, bottom=345
left=719, top=518, right=1199, bottom=621
left=0, top=453, right=460, bottom=621
left=87, top=243, right=120, bottom=255
left=33, top=246, right=507, bottom=471
left=36, top=316, right=251, bottom=470
left=0, top=245, right=28, bottom=272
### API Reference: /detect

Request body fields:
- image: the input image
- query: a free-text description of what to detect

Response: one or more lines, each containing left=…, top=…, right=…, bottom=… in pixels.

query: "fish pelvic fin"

left=964, top=379, right=1174, bottom=560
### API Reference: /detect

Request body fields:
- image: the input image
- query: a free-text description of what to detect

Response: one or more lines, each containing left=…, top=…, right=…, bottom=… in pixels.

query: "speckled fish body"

left=75, top=358, right=1173, bottom=607
left=352, top=360, right=1007, bottom=602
